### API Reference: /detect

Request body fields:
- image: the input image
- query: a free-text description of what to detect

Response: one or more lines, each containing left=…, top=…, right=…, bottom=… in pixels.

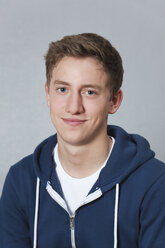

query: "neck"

left=57, top=134, right=112, bottom=178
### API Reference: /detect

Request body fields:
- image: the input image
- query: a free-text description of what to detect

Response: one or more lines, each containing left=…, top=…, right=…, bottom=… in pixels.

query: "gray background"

left=0, top=0, right=165, bottom=194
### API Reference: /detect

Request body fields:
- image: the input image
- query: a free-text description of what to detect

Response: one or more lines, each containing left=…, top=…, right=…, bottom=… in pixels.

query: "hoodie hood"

left=99, top=125, right=155, bottom=189
left=33, top=125, right=155, bottom=189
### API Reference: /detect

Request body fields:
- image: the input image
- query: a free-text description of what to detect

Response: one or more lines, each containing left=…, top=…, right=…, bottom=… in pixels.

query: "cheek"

left=49, top=98, right=66, bottom=114
left=85, top=101, right=110, bottom=115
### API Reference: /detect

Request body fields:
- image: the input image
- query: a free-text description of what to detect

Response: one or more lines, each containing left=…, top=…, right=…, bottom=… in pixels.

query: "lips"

left=62, top=118, right=86, bottom=126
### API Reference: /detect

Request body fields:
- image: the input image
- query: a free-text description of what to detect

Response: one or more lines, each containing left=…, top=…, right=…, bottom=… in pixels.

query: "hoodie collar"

left=33, top=125, right=155, bottom=189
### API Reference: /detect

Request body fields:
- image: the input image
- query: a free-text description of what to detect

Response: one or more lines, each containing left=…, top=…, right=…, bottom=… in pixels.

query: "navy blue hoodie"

left=1, top=125, right=165, bottom=248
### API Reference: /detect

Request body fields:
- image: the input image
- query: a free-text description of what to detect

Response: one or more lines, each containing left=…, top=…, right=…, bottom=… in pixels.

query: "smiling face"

left=45, top=56, right=122, bottom=146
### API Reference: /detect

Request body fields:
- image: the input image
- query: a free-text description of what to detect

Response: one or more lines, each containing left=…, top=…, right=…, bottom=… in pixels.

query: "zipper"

left=69, top=189, right=102, bottom=248
left=70, top=215, right=76, bottom=248
left=46, top=182, right=102, bottom=248
left=46, top=182, right=77, bottom=247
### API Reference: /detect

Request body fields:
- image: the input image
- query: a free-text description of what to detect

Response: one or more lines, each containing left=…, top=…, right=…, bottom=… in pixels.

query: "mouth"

left=62, top=118, right=86, bottom=126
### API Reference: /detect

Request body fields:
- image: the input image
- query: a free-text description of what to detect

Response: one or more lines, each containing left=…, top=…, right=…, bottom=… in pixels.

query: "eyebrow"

left=53, top=80, right=102, bottom=90
left=53, top=80, right=70, bottom=86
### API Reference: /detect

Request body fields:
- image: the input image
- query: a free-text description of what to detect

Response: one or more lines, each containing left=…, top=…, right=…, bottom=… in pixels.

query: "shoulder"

left=125, top=158, right=165, bottom=204
left=136, top=157, right=165, bottom=184
left=142, top=158, right=165, bottom=195
left=9, top=154, right=35, bottom=179
left=3, top=154, right=36, bottom=196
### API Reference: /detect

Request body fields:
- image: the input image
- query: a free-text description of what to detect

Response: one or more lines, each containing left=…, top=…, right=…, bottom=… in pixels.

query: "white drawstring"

left=33, top=179, right=119, bottom=248
left=114, top=183, right=120, bottom=248
left=33, top=177, right=40, bottom=248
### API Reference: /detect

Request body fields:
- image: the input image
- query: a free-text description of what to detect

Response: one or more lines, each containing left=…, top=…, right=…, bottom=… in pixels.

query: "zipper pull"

left=70, top=216, right=74, bottom=229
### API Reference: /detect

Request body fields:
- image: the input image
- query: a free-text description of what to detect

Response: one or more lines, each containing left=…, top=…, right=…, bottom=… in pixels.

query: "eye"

left=86, top=90, right=96, bottom=95
left=57, top=87, right=67, bottom=93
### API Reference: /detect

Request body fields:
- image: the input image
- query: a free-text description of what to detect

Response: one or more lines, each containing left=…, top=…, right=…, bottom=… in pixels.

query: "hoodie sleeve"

left=0, top=168, right=32, bottom=248
left=139, top=173, right=165, bottom=247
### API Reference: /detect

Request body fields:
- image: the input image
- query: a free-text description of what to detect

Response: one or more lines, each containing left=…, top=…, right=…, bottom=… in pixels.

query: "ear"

left=108, top=89, right=123, bottom=114
left=45, top=83, right=50, bottom=107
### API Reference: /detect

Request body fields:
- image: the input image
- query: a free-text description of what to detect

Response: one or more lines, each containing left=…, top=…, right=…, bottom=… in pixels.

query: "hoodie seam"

left=140, top=172, right=165, bottom=208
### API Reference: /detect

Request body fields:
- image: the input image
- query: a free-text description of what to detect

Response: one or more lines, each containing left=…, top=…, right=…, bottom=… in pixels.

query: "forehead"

left=51, top=56, right=109, bottom=87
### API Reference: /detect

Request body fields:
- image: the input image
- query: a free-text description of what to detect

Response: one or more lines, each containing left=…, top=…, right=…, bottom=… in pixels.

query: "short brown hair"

left=45, top=33, right=124, bottom=97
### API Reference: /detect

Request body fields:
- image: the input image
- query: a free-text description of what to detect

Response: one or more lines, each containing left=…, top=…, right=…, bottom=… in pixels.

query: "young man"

left=1, top=33, right=165, bottom=248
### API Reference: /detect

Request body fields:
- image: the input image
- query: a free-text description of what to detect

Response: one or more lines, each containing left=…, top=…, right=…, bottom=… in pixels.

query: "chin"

left=57, top=131, right=87, bottom=146
left=62, top=136, right=85, bottom=146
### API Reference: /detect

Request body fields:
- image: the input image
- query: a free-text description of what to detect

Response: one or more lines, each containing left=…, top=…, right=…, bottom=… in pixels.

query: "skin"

left=45, top=56, right=123, bottom=178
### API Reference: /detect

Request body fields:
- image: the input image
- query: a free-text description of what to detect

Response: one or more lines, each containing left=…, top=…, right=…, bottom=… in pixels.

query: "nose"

left=65, top=92, right=85, bottom=115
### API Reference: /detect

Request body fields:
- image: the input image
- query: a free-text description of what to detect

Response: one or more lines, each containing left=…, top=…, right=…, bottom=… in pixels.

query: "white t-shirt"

left=54, top=137, right=115, bottom=215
